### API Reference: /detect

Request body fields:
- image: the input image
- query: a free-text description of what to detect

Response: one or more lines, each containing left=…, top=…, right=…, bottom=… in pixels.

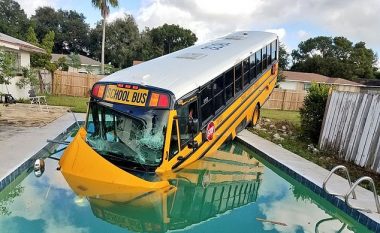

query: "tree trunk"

left=101, top=17, right=106, bottom=74
left=51, top=70, right=55, bottom=94
left=38, top=70, right=44, bottom=93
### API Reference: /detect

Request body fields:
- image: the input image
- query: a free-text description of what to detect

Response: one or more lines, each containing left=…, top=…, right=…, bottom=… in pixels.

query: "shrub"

left=300, top=82, right=330, bottom=143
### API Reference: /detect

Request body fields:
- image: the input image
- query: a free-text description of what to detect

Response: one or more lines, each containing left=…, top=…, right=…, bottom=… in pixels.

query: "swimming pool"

left=0, top=136, right=372, bottom=232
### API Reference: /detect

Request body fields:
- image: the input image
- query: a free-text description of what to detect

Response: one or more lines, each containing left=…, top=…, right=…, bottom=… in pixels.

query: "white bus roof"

left=99, top=31, right=278, bottom=99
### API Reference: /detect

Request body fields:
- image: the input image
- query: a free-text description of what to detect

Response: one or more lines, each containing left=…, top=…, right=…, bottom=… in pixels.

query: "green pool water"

left=0, top=140, right=372, bottom=233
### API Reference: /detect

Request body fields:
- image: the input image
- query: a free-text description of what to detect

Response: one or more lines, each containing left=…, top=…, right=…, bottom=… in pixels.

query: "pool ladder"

left=323, top=165, right=380, bottom=214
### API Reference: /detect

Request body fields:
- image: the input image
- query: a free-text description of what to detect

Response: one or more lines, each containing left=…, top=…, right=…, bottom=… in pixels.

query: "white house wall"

left=20, top=51, right=30, bottom=67
left=0, top=76, right=30, bottom=99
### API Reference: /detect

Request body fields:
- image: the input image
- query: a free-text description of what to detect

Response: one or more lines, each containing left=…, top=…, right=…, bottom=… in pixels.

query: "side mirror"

left=34, top=159, right=45, bottom=177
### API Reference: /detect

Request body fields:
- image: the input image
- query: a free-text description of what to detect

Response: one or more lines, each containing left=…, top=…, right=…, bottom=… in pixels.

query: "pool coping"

left=237, top=129, right=380, bottom=232
left=0, top=114, right=85, bottom=193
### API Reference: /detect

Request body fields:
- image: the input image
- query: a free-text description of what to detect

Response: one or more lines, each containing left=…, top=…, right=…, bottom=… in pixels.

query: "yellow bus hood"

left=59, top=128, right=170, bottom=194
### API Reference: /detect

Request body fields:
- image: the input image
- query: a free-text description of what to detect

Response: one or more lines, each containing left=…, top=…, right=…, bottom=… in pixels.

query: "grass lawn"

left=261, top=109, right=300, bottom=127
left=46, top=95, right=88, bottom=113
left=252, top=108, right=380, bottom=192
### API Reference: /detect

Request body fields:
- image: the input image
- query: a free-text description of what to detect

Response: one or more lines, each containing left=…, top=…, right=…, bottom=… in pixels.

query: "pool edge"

left=0, top=122, right=80, bottom=193
left=237, top=130, right=380, bottom=232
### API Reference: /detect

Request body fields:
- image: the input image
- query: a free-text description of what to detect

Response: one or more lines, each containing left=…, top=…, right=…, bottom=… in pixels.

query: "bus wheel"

left=252, top=105, right=260, bottom=126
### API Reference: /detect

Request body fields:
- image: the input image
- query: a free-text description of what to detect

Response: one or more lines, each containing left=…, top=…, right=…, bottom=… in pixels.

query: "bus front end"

left=59, top=82, right=175, bottom=190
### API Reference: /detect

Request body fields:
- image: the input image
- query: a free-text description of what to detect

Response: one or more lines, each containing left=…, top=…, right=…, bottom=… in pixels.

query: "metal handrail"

left=315, top=217, right=346, bottom=233
left=323, top=165, right=356, bottom=199
left=344, top=176, right=380, bottom=213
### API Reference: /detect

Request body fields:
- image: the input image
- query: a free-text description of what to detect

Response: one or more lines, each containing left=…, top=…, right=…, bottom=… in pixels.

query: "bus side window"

left=177, top=101, right=199, bottom=148
left=169, top=118, right=180, bottom=160
left=225, top=68, right=234, bottom=102
left=262, top=46, right=267, bottom=70
left=234, top=62, right=242, bottom=94
left=256, top=50, right=262, bottom=75
left=214, top=75, right=225, bottom=113
left=250, top=54, right=256, bottom=82
left=243, top=58, right=250, bottom=86
left=272, top=40, right=277, bottom=62
left=200, top=85, right=213, bottom=125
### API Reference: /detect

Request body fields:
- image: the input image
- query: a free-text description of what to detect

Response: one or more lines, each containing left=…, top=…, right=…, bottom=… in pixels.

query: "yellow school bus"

left=66, top=143, right=265, bottom=232
left=59, top=31, right=278, bottom=189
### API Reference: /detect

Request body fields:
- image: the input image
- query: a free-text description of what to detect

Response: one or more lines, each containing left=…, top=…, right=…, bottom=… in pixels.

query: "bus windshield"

left=86, top=102, right=169, bottom=168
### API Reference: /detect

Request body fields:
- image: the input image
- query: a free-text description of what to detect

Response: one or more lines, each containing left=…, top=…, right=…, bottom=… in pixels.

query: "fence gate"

left=319, top=91, right=380, bottom=174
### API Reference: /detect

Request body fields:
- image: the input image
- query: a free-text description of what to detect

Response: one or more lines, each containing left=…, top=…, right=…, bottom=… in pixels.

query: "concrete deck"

left=0, top=113, right=85, bottom=182
left=237, top=129, right=380, bottom=231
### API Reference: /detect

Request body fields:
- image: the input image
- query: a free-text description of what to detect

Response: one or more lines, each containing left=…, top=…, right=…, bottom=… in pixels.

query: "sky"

left=15, top=0, right=380, bottom=65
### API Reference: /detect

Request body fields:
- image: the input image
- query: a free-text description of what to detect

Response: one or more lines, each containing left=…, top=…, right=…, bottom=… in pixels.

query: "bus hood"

left=59, top=127, right=170, bottom=193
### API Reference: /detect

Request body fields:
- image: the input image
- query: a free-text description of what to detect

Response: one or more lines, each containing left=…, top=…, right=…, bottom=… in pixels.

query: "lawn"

left=46, top=95, right=88, bottom=113
left=261, top=109, right=300, bottom=127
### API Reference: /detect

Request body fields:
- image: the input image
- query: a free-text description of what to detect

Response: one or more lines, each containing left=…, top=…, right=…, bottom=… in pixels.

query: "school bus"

left=59, top=31, right=278, bottom=189
left=66, top=143, right=264, bottom=232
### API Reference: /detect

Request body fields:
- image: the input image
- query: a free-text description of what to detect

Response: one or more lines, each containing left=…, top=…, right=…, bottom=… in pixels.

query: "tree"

left=16, top=67, right=38, bottom=89
left=30, top=7, right=59, bottom=43
left=0, top=50, right=17, bottom=85
left=31, top=7, right=90, bottom=54
left=147, top=24, right=197, bottom=57
left=278, top=41, right=289, bottom=70
left=300, top=83, right=330, bottom=143
left=56, top=57, right=69, bottom=71
left=26, top=28, right=56, bottom=93
left=91, top=0, right=119, bottom=74
left=291, top=36, right=378, bottom=79
left=0, top=0, right=29, bottom=39
left=26, top=26, right=38, bottom=45
left=89, top=15, right=140, bottom=68
left=67, top=53, right=81, bottom=69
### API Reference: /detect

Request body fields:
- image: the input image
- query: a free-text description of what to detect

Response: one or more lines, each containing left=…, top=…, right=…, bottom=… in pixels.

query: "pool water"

left=0, top=139, right=372, bottom=233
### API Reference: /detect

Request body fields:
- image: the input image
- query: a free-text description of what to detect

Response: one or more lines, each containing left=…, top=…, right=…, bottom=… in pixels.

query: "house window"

left=304, top=83, right=312, bottom=90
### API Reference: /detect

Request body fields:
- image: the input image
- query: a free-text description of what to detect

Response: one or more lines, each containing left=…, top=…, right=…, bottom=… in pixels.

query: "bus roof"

left=99, top=31, right=278, bottom=100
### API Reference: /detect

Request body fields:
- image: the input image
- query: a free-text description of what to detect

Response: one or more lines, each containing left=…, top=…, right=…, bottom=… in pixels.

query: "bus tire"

left=251, top=104, right=260, bottom=126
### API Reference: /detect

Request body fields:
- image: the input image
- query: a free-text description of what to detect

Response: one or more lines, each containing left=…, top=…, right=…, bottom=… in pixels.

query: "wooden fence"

left=52, top=71, right=103, bottom=97
left=319, top=91, right=380, bottom=174
left=263, top=88, right=306, bottom=111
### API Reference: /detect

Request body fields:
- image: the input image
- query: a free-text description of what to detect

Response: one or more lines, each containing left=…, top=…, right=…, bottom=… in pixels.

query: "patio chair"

left=29, top=89, right=49, bottom=112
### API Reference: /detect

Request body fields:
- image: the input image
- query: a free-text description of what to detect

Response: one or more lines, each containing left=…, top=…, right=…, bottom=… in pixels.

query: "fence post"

left=281, top=90, right=286, bottom=110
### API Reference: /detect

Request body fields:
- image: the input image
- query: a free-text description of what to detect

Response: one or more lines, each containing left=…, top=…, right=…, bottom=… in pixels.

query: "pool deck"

left=0, top=113, right=85, bottom=190
left=237, top=129, right=380, bottom=231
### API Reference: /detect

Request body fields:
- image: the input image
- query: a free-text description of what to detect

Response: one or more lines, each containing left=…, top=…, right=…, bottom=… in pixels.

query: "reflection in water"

left=67, top=142, right=264, bottom=233
left=0, top=141, right=373, bottom=233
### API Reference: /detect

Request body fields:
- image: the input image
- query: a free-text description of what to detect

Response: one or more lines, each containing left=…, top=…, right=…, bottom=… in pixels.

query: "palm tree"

left=91, top=0, right=119, bottom=74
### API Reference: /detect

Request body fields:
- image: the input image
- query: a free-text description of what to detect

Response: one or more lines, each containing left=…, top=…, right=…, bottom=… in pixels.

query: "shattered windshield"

left=86, top=102, right=169, bottom=168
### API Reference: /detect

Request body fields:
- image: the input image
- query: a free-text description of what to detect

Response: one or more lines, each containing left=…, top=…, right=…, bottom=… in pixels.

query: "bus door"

left=168, top=99, right=201, bottom=162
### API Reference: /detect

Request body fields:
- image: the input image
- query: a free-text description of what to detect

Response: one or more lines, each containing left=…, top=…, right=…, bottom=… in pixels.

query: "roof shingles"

left=283, top=71, right=364, bottom=86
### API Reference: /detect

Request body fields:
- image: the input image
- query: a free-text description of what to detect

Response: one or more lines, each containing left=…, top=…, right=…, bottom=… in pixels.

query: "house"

left=51, top=53, right=102, bottom=75
left=279, top=71, right=365, bottom=92
left=0, top=33, right=45, bottom=99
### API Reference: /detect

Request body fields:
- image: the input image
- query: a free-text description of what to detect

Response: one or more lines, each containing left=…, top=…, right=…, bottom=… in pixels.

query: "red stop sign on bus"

left=206, top=121, right=215, bottom=141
